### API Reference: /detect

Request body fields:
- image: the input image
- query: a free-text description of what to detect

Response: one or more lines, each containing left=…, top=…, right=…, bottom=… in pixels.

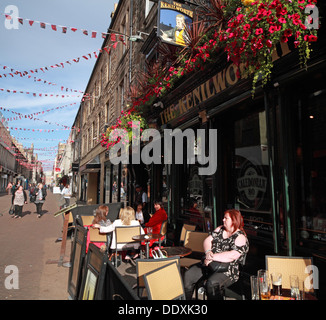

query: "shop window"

left=295, top=88, right=326, bottom=247
left=234, top=109, right=273, bottom=241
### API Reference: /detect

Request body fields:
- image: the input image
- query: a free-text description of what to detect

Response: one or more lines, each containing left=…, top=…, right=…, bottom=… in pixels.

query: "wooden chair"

left=179, top=223, right=196, bottom=245
left=143, top=261, right=185, bottom=300
left=135, top=257, right=180, bottom=298
left=114, top=225, right=141, bottom=267
left=265, top=255, right=315, bottom=294
left=179, top=230, right=209, bottom=269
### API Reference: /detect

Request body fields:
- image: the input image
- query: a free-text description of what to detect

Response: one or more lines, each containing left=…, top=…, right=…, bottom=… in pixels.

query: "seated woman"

left=143, top=199, right=168, bottom=248
left=86, top=205, right=111, bottom=252
left=183, top=209, right=249, bottom=300
left=93, top=206, right=144, bottom=261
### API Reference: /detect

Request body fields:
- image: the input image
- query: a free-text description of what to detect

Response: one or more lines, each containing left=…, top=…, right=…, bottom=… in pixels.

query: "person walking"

left=32, top=183, right=47, bottom=218
left=12, top=185, right=27, bottom=219
left=61, top=184, right=71, bottom=208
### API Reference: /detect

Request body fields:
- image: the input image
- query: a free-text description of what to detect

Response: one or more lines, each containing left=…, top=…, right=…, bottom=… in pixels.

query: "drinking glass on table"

left=258, top=269, right=271, bottom=300
left=271, top=272, right=282, bottom=296
left=290, top=275, right=300, bottom=300
left=250, top=275, right=259, bottom=300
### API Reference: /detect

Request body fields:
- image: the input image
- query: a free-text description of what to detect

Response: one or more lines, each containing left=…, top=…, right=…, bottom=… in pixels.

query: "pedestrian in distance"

left=61, top=184, right=71, bottom=208
left=32, top=183, right=47, bottom=218
left=12, top=185, right=27, bottom=219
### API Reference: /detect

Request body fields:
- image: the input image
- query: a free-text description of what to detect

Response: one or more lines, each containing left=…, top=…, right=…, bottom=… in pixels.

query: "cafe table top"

left=161, top=246, right=192, bottom=258
left=132, top=233, right=163, bottom=241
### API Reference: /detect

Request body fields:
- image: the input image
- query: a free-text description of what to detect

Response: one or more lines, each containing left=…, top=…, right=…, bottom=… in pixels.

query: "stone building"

left=73, top=0, right=157, bottom=204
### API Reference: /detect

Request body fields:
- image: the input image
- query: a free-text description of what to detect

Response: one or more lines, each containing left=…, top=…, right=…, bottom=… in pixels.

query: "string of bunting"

left=6, top=126, right=75, bottom=132
left=0, top=64, right=83, bottom=93
left=0, top=87, right=84, bottom=99
left=3, top=13, right=128, bottom=42
left=0, top=103, right=78, bottom=118
left=0, top=36, right=124, bottom=80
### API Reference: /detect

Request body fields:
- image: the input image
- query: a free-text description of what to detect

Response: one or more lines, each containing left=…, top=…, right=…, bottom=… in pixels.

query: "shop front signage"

left=159, top=63, right=240, bottom=125
left=158, top=0, right=193, bottom=47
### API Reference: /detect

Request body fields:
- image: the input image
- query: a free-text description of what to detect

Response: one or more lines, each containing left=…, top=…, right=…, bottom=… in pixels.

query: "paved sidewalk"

left=0, top=190, right=71, bottom=300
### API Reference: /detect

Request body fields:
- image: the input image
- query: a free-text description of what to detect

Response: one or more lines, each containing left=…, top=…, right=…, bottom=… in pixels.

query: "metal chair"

left=88, top=227, right=111, bottom=253
left=179, top=223, right=196, bottom=245
left=135, top=257, right=180, bottom=298
left=179, top=230, right=209, bottom=269
left=265, top=255, right=316, bottom=294
left=143, top=261, right=185, bottom=300
left=114, top=225, right=141, bottom=267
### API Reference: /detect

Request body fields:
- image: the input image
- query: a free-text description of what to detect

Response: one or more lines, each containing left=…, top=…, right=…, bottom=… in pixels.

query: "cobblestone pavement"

left=0, top=190, right=71, bottom=300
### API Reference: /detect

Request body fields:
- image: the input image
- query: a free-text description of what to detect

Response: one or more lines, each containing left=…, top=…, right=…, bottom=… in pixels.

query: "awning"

left=80, top=155, right=101, bottom=173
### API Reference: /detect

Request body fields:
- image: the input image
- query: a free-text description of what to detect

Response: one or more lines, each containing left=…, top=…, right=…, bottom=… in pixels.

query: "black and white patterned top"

left=210, top=227, right=249, bottom=282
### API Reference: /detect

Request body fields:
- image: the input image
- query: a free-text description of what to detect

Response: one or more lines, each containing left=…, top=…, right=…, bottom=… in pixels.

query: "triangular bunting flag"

left=40, top=22, right=46, bottom=29
left=28, top=20, right=34, bottom=26
left=18, top=18, right=23, bottom=25
left=62, top=26, right=67, bottom=33
left=51, top=24, right=57, bottom=31
left=83, top=30, right=88, bottom=36
left=92, top=31, right=97, bottom=38
left=71, top=27, right=77, bottom=32
left=110, top=33, right=116, bottom=42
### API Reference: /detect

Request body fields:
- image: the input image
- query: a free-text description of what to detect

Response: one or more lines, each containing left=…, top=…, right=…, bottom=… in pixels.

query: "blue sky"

left=0, top=0, right=116, bottom=171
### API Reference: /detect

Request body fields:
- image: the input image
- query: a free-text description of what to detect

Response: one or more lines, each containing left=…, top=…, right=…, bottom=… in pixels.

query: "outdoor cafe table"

left=132, top=233, right=163, bottom=259
left=161, top=246, right=192, bottom=258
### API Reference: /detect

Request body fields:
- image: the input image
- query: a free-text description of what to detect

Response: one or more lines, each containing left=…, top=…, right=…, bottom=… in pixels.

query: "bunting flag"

left=6, top=126, right=72, bottom=132
left=0, top=103, right=78, bottom=121
left=0, top=39, right=123, bottom=80
left=0, top=87, right=83, bottom=98
left=2, top=14, right=128, bottom=41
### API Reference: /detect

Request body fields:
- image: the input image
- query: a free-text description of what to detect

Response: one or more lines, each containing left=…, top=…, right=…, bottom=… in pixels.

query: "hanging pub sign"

left=157, top=0, right=194, bottom=47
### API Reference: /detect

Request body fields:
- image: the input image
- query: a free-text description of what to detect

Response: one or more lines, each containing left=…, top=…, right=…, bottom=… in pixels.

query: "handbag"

left=30, top=195, right=36, bottom=203
left=207, top=261, right=230, bottom=273
left=9, top=205, right=14, bottom=215
left=201, top=255, right=230, bottom=273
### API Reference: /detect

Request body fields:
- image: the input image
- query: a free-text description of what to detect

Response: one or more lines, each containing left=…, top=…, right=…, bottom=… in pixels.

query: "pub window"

left=234, top=109, right=273, bottom=242
left=295, top=87, right=326, bottom=248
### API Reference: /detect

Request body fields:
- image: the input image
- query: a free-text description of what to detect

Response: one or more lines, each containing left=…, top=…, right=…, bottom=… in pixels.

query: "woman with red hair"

left=183, top=209, right=249, bottom=300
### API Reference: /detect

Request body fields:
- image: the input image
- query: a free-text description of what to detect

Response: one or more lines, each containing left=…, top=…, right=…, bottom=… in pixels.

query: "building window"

left=295, top=86, right=326, bottom=248
left=233, top=108, right=272, bottom=241
left=145, top=0, right=154, bottom=17
left=106, top=101, right=110, bottom=124
left=119, top=80, right=124, bottom=111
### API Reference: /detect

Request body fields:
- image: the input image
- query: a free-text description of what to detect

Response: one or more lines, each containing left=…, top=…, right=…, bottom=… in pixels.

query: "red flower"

left=283, top=29, right=292, bottom=37
left=255, top=28, right=264, bottom=35
left=266, top=39, right=273, bottom=48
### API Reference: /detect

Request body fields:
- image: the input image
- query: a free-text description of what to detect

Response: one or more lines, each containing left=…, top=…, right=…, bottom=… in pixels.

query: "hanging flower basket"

left=219, top=0, right=318, bottom=94
left=100, top=109, right=148, bottom=151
